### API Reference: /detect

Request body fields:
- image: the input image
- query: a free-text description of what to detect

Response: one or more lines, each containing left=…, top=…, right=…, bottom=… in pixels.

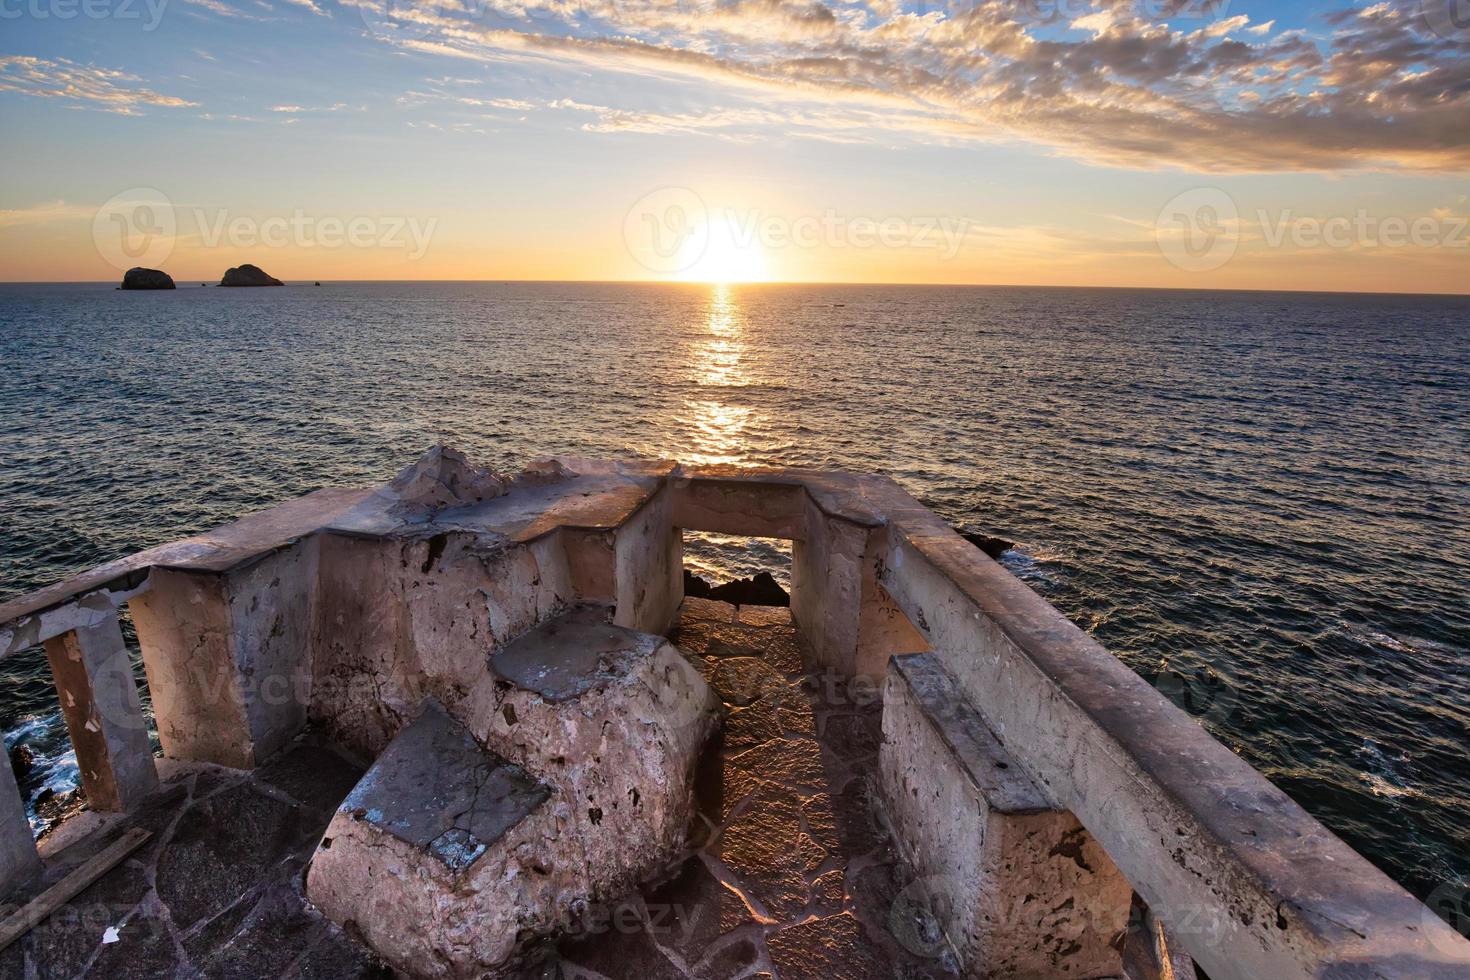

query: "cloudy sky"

left=2, top=0, right=1468, bottom=290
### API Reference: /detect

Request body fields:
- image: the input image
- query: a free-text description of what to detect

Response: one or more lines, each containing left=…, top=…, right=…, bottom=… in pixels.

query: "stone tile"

left=156, top=782, right=318, bottom=932
left=679, top=597, right=736, bottom=624
left=722, top=698, right=782, bottom=750
left=767, top=912, right=888, bottom=980
left=759, top=632, right=805, bottom=676
left=811, top=869, right=847, bottom=913
left=716, top=787, right=826, bottom=921
left=669, top=621, right=767, bottom=661
left=255, top=743, right=365, bottom=815
left=708, top=658, right=786, bottom=708
left=81, top=903, right=181, bottom=980
left=641, top=857, right=755, bottom=962
left=692, top=934, right=760, bottom=980
left=728, top=739, right=829, bottom=798
left=733, top=606, right=791, bottom=628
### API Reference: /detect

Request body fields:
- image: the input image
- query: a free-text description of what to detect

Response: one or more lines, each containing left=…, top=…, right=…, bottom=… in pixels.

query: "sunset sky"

left=2, top=0, right=1469, bottom=291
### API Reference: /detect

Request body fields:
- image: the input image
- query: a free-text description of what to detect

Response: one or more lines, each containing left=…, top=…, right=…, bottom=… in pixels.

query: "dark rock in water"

left=684, top=569, right=789, bottom=607
left=8, top=744, right=35, bottom=780
left=961, top=531, right=1015, bottom=560
left=120, top=267, right=176, bottom=290
left=314, top=281, right=321, bottom=286
left=220, top=263, right=284, bottom=287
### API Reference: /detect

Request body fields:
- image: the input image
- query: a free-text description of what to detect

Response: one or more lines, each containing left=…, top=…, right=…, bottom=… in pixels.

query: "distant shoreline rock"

left=683, top=569, right=790, bottom=607
left=120, top=267, right=176, bottom=290
left=220, top=263, right=284, bottom=287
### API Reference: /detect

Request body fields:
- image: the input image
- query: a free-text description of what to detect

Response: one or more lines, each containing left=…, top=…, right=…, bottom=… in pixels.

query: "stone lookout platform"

left=0, top=448, right=1466, bottom=979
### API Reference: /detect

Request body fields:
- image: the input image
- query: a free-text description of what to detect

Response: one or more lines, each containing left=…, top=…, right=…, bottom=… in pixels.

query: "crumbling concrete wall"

left=130, top=539, right=316, bottom=768
left=309, top=531, right=574, bottom=759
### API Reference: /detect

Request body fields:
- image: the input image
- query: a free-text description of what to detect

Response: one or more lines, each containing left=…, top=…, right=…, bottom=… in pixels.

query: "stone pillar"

left=790, top=497, right=867, bottom=676
left=0, top=744, right=41, bottom=897
left=612, top=483, right=682, bottom=636
left=130, top=539, right=315, bottom=769
left=43, top=613, right=158, bottom=812
left=793, top=505, right=923, bottom=681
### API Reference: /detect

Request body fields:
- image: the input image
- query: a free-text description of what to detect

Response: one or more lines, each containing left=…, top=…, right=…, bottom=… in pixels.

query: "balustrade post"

left=0, top=744, right=41, bottom=897
left=43, top=612, right=158, bottom=812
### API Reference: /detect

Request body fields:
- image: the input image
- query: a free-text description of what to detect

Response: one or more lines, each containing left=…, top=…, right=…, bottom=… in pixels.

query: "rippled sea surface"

left=1, top=281, right=1467, bottom=904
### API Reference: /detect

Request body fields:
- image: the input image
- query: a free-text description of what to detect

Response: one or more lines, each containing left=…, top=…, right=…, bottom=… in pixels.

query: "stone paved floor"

left=545, top=599, right=962, bottom=980
left=0, top=743, right=389, bottom=980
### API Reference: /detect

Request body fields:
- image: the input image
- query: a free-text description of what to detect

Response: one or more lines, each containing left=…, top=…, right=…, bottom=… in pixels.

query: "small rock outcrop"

left=8, top=744, right=35, bottom=781
left=219, top=263, right=283, bottom=287
left=684, top=569, right=790, bottom=607
left=120, top=267, right=176, bottom=290
left=962, top=531, right=1016, bottom=560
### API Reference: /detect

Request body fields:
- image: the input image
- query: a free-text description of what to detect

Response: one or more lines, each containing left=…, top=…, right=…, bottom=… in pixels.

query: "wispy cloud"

left=0, top=55, right=198, bottom=115
left=367, top=0, right=1470, bottom=173
left=0, top=201, right=94, bottom=229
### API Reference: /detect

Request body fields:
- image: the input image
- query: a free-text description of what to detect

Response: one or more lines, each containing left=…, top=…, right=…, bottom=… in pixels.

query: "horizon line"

left=6, top=278, right=1470, bottom=299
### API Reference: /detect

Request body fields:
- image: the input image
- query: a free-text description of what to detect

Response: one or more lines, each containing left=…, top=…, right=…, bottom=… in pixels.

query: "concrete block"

left=880, top=653, right=1130, bottom=979
left=43, top=613, right=158, bottom=811
left=306, top=701, right=562, bottom=978
left=309, top=530, right=575, bottom=759
left=468, top=606, right=719, bottom=900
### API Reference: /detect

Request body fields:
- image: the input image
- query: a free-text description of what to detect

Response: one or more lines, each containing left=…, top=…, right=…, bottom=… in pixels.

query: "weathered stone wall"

left=309, top=531, right=574, bottom=759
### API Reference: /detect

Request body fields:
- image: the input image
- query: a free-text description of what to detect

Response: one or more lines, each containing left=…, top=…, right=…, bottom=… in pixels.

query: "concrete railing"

left=0, top=458, right=1466, bottom=980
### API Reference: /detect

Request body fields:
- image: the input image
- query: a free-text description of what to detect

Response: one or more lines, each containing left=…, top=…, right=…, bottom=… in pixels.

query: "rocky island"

left=119, top=267, right=175, bottom=290
left=219, top=263, right=283, bottom=287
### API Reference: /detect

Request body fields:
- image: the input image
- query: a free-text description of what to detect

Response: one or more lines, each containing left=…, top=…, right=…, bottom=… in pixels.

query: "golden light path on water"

left=681, top=284, right=761, bottom=466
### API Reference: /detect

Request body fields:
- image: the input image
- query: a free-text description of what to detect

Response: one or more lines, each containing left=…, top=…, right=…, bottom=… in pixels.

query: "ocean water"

left=1, top=281, right=1467, bottom=907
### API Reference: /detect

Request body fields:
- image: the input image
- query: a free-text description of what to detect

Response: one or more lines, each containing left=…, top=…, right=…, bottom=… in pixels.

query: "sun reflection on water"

left=682, top=285, right=762, bottom=466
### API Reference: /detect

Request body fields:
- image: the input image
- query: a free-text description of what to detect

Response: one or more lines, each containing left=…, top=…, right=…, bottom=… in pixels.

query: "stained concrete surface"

left=0, top=742, right=387, bottom=980
left=333, top=701, right=550, bottom=872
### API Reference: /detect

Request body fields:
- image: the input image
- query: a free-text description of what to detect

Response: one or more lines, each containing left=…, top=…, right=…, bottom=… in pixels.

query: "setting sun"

left=678, top=215, right=770, bottom=284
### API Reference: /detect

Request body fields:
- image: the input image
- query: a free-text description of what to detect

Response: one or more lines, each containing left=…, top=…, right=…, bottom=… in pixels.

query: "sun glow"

left=678, top=215, right=770, bottom=284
